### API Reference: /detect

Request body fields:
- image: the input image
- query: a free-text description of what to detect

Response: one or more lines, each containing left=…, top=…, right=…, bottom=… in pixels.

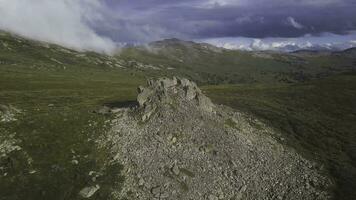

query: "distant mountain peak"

left=149, top=38, right=195, bottom=46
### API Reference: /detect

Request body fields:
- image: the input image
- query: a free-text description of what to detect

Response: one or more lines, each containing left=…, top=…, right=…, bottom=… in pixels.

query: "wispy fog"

left=0, top=0, right=116, bottom=54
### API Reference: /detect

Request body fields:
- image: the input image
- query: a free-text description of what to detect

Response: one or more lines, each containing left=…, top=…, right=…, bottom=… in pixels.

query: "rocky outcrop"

left=99, top=77, right=332, bottom=200
left=136, top=77, right=214, bottom=122
left=0, top=104, right=21, bottom=122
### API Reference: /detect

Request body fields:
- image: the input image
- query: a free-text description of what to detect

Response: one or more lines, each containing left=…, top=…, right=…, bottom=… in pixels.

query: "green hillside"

left=118, top=39, right=356, bottom=84
left=0, top=32, right=145, bottom=200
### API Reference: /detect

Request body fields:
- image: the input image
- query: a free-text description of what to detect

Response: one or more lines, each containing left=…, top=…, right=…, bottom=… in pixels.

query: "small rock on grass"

left=79, top=185, right=100, bottom=198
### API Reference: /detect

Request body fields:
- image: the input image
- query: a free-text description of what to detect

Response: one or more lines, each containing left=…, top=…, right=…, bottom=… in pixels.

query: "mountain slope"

left=337, top=47, right=356, bottom=57
left=118, top=39, right=356, bottom=84
left=0, top=31, right=145, bottom=200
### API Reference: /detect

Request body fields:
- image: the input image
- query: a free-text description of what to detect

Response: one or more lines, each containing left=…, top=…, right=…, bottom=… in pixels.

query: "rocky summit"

left=99, top=77, right=332, bottom=200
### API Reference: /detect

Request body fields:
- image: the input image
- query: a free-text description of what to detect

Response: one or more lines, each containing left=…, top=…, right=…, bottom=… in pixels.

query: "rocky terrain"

left=99, top=77, right=332, bottom=200
left=0, top=104, right=21, bottom=123
left=0, top=105, right=28, bottom=180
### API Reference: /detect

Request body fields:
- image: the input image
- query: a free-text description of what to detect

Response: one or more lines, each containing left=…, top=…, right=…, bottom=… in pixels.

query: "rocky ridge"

left=99, top=77, right=332, bottom=200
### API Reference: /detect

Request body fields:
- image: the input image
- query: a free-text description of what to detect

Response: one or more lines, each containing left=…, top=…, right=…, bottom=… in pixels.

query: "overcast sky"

left=0, top=0, right=356, bottom=53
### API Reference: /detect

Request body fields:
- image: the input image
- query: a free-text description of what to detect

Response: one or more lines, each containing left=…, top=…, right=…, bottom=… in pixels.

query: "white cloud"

left=204, top=0, right=340, bottom=8
left=0, top=0, right=116, bottom=54
left=206, top=0, right=241, bottom=7
left=251, top=39, right=270, bottom=51
left=286, top=17, right=304, bottom=29
left=201, top=33, right=356, bottom=52
left=222, top=43, right=237, bottom=49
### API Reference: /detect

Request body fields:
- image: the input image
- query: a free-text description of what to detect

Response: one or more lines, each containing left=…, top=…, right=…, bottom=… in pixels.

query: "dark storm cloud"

left=1, top=0, right=354, bottom=52
left=100, top=0, right=356, bottom=42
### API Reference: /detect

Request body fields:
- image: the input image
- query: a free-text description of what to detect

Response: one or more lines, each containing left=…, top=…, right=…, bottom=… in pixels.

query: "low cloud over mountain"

left=202, top=33, right=356, bottom=52
left=0, top=0, right=116, bottom=54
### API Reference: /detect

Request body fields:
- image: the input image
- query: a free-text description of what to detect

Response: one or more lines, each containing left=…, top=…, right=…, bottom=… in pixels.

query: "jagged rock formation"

left=99, top=77, right=332, bottom=200
left=136, top=77, right=214, bottom=122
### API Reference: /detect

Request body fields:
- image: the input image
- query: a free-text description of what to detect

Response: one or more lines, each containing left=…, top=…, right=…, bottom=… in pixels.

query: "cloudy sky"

left=0, top=0, right=356, bottom=53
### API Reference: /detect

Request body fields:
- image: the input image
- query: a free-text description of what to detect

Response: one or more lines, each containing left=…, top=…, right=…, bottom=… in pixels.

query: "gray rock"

left=197, top=94, right=214, bottom=113
left=208, top=194, right=219, bottom=200
left=159, top=77, right=178, bottom=88
left=141, top=104, right=156, bottom=121
left=178, top=78, right=192, bottom=87
left=184, top=85, right=197, bottom=100
left=137, top=87, right=153, bottom=107
left=151, top=186, right=161, bottom=195
left=138, top=178, right=145, bottom=186
left=79, top=185, right=100, bottom=198
left=97, top=106, right=111, bottom=115
left=172, top=163, right=180, bottom=175
left=71, top=160, right=79, bottom=165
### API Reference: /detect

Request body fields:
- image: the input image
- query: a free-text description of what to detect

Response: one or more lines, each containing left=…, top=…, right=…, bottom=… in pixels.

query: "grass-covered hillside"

left=118, top=38, right=356, bottom=84
left=0, top=32, right=147, bottom=200
left=0, top=31, right=355, bottom=199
